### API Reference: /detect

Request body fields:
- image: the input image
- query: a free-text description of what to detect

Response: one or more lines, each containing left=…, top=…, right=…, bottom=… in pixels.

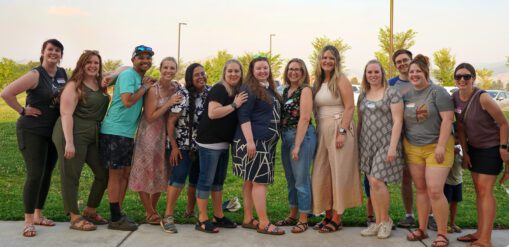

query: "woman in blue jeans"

left=194, top=59, right=248, bottom=233
left=275, top=58, right=316, bottom=233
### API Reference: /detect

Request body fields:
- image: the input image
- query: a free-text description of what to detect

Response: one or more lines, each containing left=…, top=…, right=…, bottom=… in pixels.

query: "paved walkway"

left=0, top=221, right=508, bottom=247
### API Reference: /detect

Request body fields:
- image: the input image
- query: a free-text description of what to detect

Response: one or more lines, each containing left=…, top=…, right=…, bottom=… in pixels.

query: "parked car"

left=352, top=85, right=360, bottom=105
left=443, top=86, right=458, bottom=95
left=486, top=90, right=509, bottom=111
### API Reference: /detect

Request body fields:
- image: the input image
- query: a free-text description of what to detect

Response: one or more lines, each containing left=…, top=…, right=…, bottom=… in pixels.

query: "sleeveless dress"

left=358, top=88, right=404, bottom=183
left=311, top=83, right=362, bottom=214
left=129, top=82, right=177, bottom=194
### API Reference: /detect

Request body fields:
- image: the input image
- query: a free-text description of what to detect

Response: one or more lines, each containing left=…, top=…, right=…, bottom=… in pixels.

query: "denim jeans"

left=168, top=149, right=200, bottom=188
left=196, top=146, right=229, bottom=199
left=281, top=125, right=317, bottom=213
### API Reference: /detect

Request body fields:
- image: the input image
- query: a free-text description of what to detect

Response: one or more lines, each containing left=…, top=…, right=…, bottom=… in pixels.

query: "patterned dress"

left=232, top=88, right=281, bottom=184
left=129, top=82, right=178, bottom=194
left=358, top=88, right=404, bottom=183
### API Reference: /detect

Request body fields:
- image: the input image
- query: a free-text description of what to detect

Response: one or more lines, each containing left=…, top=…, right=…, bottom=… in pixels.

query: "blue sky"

left=1, top=0, right=508, bottom=78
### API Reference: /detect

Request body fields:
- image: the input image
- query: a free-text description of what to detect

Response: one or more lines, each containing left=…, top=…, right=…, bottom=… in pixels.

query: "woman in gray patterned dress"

left=357, top=60, right=404, bottom=239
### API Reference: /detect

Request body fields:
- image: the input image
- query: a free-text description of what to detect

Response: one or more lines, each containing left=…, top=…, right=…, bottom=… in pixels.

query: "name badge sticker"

left=57, top=78, right=66, bottom=84
left=366, top=102, right=376, bottom=109
left=406, top=103, right=415, bottom=108
left=285, top=99, right=293, bottom=105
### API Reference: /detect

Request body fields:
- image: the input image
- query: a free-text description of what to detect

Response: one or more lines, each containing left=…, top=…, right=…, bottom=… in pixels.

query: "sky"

left=1, top=0, right=508, bottom=78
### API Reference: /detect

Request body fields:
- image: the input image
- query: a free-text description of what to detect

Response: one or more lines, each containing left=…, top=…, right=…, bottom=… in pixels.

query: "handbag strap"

left=460, top=88, right=482, bottom=121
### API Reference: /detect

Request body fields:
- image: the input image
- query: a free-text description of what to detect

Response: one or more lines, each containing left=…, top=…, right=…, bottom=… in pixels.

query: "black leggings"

left=17, top=129, right=57, bottom=214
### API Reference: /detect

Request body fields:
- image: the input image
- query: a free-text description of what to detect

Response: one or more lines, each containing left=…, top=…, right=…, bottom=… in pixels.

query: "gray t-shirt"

left=389, top=76, right=412, bottom=97
left=403, top=84, right=454, bottom=145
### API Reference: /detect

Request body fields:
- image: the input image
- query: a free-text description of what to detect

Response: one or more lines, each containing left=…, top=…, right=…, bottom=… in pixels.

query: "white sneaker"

left=377, top=218, right=393, bottom=239
left=360, top=222, right=381, bottom=236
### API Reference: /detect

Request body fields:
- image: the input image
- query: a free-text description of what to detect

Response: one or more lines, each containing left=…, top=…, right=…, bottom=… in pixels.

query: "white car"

left=352, top=85, right=360, bottom=105
left=487, top=90, right=509, bottom=111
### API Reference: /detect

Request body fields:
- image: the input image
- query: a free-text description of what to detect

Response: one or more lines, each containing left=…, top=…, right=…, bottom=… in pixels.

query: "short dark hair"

left=40, top=39, right=64, bottom=64
left=454, top=63, right=476, bottom=78
left=392, top=49, right=412, bottom=64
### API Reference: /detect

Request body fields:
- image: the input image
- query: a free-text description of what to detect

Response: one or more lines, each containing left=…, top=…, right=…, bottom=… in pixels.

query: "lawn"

left=0, top=95, right=508, bottom=228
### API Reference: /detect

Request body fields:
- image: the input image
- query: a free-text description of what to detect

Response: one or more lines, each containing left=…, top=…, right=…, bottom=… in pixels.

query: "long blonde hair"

left=312, top=45, right=342, bottom=97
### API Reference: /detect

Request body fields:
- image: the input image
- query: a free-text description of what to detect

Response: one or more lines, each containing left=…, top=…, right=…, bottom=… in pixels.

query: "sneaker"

left=397, top=215, right=415, bottom=228
left=222, top=197, right=242, bottom=212
left=360, top=222, right=381, bottom=236
left=161, top=215, right=178, bottom=233
left=377, top=218, right=393, bottom=239
left=108, top=215, right=138, bottom=231
left=428, top=215, right=437, bottom=231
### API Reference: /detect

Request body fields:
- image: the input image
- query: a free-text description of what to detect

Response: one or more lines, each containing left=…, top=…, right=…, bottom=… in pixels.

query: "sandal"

left=407, top=228, right=429, bottom=241
left=195, top=220, right=219, bottom=233
left=241, top=218, right=259, bottom=230
left=291, top=221, right=308, bottom=234
left=22, top=224, right=36, bottom=237
left=146, top=214, right=161, bottom=225
left=318, top=220, right=342, bottom=233
left=34, top=216, right=55, bottom=227
left=70, top=217, right=97, bottom=231
left=431, top=234, right=449, bottom=247
left=313, top=217, right=331, bottom=230
left=83, top=213, right=108, bottom=225
left=213, top=216, right=237, bottom=228
left=257, top=223, right=285, bottom=235
left=275, top=217, right=297, bottom=226
left=447, top=224, right=462, bottom=233
left=458, top=233, right=479, bottom=242
left=160, top=215, right=178, bottom=233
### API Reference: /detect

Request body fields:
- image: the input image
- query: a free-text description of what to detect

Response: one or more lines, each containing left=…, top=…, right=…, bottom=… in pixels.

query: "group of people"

left=1, top=39, right=508, bottom=247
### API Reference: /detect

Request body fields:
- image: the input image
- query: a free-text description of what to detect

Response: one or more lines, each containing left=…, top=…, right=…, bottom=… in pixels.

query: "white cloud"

left=47, top=6, right=89, bottom=17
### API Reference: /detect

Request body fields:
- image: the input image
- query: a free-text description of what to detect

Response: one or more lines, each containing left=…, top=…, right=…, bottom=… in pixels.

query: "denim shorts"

left=168, top=149, right=200, bottom=188
left=196, top=146, right=229, bottom=199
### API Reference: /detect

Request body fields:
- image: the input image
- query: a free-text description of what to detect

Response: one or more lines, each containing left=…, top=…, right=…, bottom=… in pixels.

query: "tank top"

left=16, top=66, right=68, bottom=137
left=314, top=82, right=344, bottom=117
left=74, top=85, right=110, bottom=122
left=452, top=89, right=500, bottom=149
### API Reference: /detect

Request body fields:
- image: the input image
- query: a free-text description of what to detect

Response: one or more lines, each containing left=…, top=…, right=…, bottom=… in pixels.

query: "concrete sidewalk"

left=0, top=221, right=508, bottom=247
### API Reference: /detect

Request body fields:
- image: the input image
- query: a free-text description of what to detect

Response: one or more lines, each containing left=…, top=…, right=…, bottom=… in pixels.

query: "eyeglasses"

left=454, top=74, right=473, bottom=81
left=395, top=58, right=410, bottom=65
left=135, top=45, right=153, bottom=52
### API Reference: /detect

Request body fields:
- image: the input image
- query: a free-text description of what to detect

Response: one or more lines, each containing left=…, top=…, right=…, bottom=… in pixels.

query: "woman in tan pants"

left=311, top=45, right=363, bottom=233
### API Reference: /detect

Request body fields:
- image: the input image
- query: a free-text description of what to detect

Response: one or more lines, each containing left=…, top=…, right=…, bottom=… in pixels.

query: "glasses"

left=135, top=45, right=153, bottom=52
left=83, top=50, right=99, bottom=54
left=395, top=58, right=410, bottom=65
left=454, top=74, right=473, bottom=81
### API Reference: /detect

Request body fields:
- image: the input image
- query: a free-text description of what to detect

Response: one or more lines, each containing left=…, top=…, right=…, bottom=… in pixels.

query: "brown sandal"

left=407, top=228, right=429, bottom=241
left=257, top=223, right=285, bottom=235
left=146, top=214, right=161, bottom=225
left=70, top=217, right=97, bottom=231
left=22, top=224, right=36, bottom=237
left=318, top=220, right=342, bottom=233
left=83, top=213, right=108, bottom=225
left=457, top=233, right=479, bottom=242
left=431, top=234, right=449, bottom=247
left=241, top=218, right=259, bottom=230
left=275, top=217, right=297, bottom=226
left=34, top=216, right=55, bottom=227
left=291, top=221, right=308, bottom=234
left=313, top=217, right=331, bottom=230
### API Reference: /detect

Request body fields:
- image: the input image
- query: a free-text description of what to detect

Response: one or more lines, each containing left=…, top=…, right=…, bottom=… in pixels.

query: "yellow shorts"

left=403, top=136, right=454, bottom=168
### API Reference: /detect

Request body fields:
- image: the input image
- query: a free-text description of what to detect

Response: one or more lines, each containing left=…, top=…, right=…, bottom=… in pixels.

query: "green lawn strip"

left=0, top=101, right=508, bottom=228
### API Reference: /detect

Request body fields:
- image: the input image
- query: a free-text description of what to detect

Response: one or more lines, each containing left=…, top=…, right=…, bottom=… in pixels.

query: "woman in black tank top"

left=0, top=39, right=67, bottom=237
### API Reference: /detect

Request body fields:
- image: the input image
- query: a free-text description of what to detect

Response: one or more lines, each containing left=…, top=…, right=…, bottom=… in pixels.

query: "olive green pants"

left=53, top=119, right=108, bottom=215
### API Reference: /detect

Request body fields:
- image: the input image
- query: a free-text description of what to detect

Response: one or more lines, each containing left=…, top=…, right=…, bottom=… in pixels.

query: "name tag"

left=455, top=108, right=462, bottom=114
left=366, top=102, right=376, bottom=109
left=285, top=99, right=293, bottom=105
left=406, top=103, right=415, bottom=108
left=56, top=78, right=66, bottom=84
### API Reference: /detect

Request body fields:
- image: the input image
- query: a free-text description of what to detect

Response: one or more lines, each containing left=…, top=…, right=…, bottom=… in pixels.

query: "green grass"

left=0, top=96, right=508, bottom=228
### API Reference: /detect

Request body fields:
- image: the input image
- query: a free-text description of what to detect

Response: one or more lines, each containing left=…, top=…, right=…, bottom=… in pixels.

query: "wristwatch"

left=338, top=128, right=347, bottom=135
left=230, top=102, right=238, bottom=110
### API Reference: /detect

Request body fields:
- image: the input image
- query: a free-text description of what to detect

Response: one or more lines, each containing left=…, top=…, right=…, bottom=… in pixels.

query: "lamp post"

left=269, top=33, right=276, bottom=56
left=389, top=0, right=394, bottom=78
left=177, top=22, right=187, bottom=66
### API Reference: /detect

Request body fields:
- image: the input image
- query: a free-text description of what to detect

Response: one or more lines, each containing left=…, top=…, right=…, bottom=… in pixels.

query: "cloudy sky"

left=1, top=0, right=508, bottom=78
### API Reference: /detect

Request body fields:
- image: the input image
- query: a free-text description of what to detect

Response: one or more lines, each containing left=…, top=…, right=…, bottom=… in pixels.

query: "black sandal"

left=213, top=216, right=237, bottom=228
left=275, top=217, right=297, bottom=226
left=318, top=220, right=342, bottom=233
left=291, top=221, right=309, bottom=234
left=313, top=217, right=331, bottom=230
left=195, top=220, right=219, bottom=233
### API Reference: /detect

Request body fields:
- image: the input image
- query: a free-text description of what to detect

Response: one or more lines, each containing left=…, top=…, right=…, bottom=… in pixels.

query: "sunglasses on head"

left=135, top=45, right=153, bottom=52
left=454, top=74, right=473, bottom=81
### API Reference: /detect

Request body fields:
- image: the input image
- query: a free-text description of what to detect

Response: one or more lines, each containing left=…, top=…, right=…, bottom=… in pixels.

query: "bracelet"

left=141, top=84, right=148, bottom=92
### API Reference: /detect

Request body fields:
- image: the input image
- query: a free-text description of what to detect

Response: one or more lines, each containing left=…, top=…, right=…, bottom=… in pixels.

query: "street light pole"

left=178, top=22, right=187, bottom=66
left=269, top=34, right=276, bottom=56
left=389, top=0, right=394, bottom=77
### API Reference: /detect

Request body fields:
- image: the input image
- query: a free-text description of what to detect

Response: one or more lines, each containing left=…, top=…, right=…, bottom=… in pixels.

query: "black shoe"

left=397, top=215, right=415, bottom=228
left=213, top=216, right=237, bottom=228
left=108, top=215, right=138, bottom=231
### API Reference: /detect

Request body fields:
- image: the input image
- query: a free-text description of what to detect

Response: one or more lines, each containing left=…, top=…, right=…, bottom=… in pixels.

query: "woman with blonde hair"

left=275, top=58, right=316, bottom=233
left=311, top=45, right=363, bottom=233
left=357, top=59, right=404, bottom=239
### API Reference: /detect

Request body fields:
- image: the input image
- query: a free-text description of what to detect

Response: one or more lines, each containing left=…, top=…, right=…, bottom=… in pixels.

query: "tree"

left=0, top=58, right=39, bottom=89
left=374, top=27, right=417, bottom=78
left=238, top=52, right=284, bottom=79
left=350, top=77, right=359, bottom=85
left=432, top=48, right=456, bottom=86
left=203, top=50, right=234, bottom=84
left=505, top=82, right=509, bottom=92
left=309, top=36, right=351, bottom=74
left=491, top=80, right=504, bottom=90
left=103, top=59, right=123, bottom=73
left=476, top=68, right=494, bottom=89
left=506, top=56, right=509, bottom=68
left=145, top=66, right=160, bottom=79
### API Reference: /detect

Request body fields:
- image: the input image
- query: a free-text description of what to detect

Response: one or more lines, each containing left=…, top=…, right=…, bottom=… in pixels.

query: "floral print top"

left=170, top=85, right=211, bottom=150
left=281, top=86, right=311, bottom=130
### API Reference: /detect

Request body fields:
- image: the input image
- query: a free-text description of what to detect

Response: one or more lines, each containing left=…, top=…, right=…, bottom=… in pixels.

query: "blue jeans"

left=168, top=149, right=200, bottom=188
left=196, top=146, right=229, bottom=199
left=281, top=126, right=317, bottom=213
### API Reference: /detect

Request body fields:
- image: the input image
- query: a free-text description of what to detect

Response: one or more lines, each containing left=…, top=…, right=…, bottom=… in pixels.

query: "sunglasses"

left=454, top=74, right=473, bottom=81
left=135, top=45, right=153, bottom=52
